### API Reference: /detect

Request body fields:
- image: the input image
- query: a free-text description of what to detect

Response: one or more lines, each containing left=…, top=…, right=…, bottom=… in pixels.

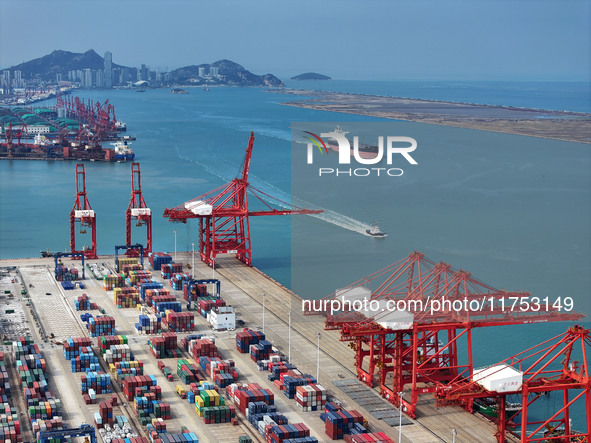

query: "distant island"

left=291, top=72, right=331, bottom=80
left=2, top=49, right=283, bottom=88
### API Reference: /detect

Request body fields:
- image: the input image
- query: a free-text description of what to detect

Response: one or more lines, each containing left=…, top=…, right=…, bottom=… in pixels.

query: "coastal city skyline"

left=1, top=0, right=589, bottom=81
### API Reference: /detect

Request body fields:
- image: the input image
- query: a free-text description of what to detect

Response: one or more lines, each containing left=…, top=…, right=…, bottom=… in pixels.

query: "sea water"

left=0, top=81, right=589, bottom=432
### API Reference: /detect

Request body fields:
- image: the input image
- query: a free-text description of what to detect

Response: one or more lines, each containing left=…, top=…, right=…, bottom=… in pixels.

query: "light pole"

left=398, top=391, right=404, bottom=443
left=191, top=242, right=195, bottom=271
left=173, top=230, right=177, bottom=261
left=212, top=257, right=215, bottom=279
left=452, top=428, right=457, bottom=443
left=316, top=332, right=321, bottom=382
left=262, top=293, right=266, bottom=334
left=288, top=310, right=291, bottom=363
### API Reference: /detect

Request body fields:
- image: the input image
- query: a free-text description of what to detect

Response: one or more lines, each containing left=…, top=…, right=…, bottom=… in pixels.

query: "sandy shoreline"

left=275, top=89, right=591, bottom=144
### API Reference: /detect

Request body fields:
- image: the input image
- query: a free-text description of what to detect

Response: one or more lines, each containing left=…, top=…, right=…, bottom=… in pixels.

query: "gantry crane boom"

left=163, top=132, right=322, bottom=266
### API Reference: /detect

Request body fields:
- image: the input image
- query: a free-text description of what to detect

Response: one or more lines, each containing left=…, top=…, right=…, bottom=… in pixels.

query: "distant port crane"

left=163, top=132, right=322, bottom=267
left=126, top=162, right=152, bottom=254
left=70, top=164, right=98, bottom=259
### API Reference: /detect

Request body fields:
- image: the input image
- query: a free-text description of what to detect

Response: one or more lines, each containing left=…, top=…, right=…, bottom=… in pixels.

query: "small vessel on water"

left=366, top=222, right=387, bottom=237
left=110, top=139, right=135, bottom=161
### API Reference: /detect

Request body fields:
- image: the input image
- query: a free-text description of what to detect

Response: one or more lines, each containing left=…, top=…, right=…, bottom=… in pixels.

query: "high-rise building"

left=210, top=66, right=219, bottom=77
left=198, top=67, right=207, bottom=77
left=96, top=70, right=104, bottom=87
left=140, top=64, right=149, bottom=81
left=104, top=51, right=113, bottom=88
left=84, top=69, right=92, bottom=88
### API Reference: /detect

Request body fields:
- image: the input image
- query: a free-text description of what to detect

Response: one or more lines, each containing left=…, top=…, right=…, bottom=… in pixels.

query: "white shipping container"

left=473, top=364, right=523, bottom=393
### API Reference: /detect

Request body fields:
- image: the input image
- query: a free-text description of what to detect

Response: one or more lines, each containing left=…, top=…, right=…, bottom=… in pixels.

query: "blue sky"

left=1, top=0, right=589, bottom=81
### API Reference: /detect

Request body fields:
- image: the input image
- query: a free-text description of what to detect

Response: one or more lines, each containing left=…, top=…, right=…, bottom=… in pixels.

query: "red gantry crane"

left=306, top=251, right=584, bottom=422
left=436, top=324, right=590, bottom=442
left=70, top=164, right=98, bottom=259
left=163, top=132, right=322, bottom=267
left=126, top=162, right=152, bottom=254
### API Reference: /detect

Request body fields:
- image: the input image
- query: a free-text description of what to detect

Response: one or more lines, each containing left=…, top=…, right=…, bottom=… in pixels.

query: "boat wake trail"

left=174, top=146, right=376, bottom=236
left=247, top=176, right=376, bottom=237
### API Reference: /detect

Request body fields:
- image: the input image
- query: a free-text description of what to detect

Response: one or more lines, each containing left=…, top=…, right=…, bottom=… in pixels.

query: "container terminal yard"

left=0, top=133, right=589, bottom=443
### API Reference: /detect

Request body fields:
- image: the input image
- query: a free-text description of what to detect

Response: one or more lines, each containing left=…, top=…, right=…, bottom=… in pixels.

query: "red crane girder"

left=314, top=251, right=584, bottom=420
left=126, top=162, right=152, bottom=254
left=435, top=325, right=590, bottom=443
left=70, top=164, right=97, bottom=259
left=163, top=132, right=322, bottom=267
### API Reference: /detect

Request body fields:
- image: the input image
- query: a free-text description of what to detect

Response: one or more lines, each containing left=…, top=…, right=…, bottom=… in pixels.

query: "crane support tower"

left=308, top=251, right=584, bottom=421
left=435, top=324, right=590, bottom=443
left=126, top=162, right=152, bottom=254
left=163, top=132, right=322, bottom=267
left=70, top=164, right=97, bottom=259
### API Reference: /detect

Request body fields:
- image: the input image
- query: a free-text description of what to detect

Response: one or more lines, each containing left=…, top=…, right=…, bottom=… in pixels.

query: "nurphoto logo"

left=302, top=126, right=418, bottom=177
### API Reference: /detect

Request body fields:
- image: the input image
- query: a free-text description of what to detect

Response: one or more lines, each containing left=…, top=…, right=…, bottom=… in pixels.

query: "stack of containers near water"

left=127, top=270, right=152, bottom=286
left=75, top=293, right=94, bottom=310
left=0, top=403, right=21, bottom=442
left=118, top=258, right=138, bottom=269
left=0, top=352, right=10, bottom=398
left=148, top=333, right=179, bottom=359
left=236, top=328, right=265, bottom=353
left=250, top=340, right=272, bottom=362
left=140, top=281, right=164, bottom=301
left=122, top=375, right=158, bottom=401
left=88, top=316, right=116, bottom=337
left=164, top=311, right=195, bottom=332
left=281, top=372, right=317, bottom=399
left=137, top=314, right=162, bottom=334
left=113, top=287, right=140, bottom=308
left=55, top=265, right=80, bottom=281
left=321, top=403, right=365, bottom=440
left=170, top=273, right=192, bottom=291
left=264, top=423, right=311, bottom=443
left=190, top=339, right=217, bottom=359
left=197, top=299, right=226, bottom=318
left=295, top=384, right=327, bottom=411
left=13, top=337, right=62, bottom=422
left=155, top=301, right=182, bottom=315
left=177, top=359, right=201, bottom=384
left=157, top=433, right=199, bottom=443
left=81, top=372, right=111, bottom=394
left=147, top=292, right=174, bottom=307
left=160, top=263, right=183, bottom=279
left=149, top=252, right=173, bottom=271
left=103, top=274, right=126, bottom=290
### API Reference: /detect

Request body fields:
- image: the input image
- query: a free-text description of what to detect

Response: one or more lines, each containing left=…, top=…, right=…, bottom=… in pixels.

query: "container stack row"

left=149, top=252, right=173, bottom=271
left=236, top=328, right=265, bottom=353
left=147, top=333, right=177, bottom=359
left=137, top=314, right=163, bottom=334
left=163, top=311, right=195, bottom=332
left=88, top=316, right=116, bottom=337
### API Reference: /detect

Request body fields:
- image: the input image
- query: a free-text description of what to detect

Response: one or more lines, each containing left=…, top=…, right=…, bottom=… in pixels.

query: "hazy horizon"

left=1, top=0, right=589, bottom=82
